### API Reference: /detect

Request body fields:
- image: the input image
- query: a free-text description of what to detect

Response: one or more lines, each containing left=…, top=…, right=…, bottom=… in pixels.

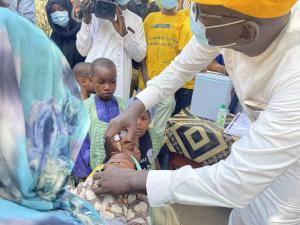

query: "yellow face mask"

left=190, top=0, right=297, bottom=18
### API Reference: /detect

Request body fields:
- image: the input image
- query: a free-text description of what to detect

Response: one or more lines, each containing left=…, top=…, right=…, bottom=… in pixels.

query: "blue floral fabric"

left=0, top=8, right=103, bottom=225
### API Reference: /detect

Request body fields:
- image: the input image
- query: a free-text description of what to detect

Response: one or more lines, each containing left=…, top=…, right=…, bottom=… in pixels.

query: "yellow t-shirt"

left=179, top=9, right=195, bottom=90
left=138, top=11, right=193, bottom=90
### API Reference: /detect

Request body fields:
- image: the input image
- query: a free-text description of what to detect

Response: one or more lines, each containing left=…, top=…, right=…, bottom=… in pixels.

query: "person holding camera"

left=94, top=1, right=300, bottom=225
left=76, top=0, right=146, bottom=101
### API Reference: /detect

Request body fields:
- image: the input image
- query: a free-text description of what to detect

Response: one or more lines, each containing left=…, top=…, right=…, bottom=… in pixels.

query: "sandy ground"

left=173, top=204, right=232, bottom=225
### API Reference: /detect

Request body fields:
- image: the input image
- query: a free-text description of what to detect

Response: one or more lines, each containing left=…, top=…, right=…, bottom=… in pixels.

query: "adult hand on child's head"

left=92, top=167, right=148, bottom=195
left=105, top=99, right=146, bottom=146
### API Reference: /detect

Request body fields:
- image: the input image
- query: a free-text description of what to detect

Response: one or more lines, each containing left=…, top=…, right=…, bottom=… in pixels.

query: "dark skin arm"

left=93, top=167, right=148, bottom=195
left=105, top=98, right=145, bottom=142
left=109, top=6, right=128, bottom=37
left=207, top=60, right=227, bottom=74
left=81, top=0, right=93, bottom=24
left=96, top=99, right=147, bottom=195
left=81, top=2, right=128, bottom=37
left=140, top=58, right=149, bottom=86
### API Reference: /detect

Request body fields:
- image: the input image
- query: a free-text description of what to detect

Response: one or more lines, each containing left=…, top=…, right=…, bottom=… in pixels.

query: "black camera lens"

left=94, top=0, right=116, bottom=20
left=101, top=3, right=110, bottom=13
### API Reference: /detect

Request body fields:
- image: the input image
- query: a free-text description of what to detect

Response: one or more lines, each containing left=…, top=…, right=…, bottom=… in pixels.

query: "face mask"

left=190, top=3, right=245, bottom=48
left=51, top=11, right=69, bottom=28
left=116, top=0, right=130, bottom=6
left=160, top=0, right=178, bottom=10
left=190, top=11, right=209, bottom=45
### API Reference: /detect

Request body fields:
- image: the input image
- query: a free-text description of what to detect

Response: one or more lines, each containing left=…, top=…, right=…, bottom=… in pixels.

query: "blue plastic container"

left=190, top=72, right=233, bottom=121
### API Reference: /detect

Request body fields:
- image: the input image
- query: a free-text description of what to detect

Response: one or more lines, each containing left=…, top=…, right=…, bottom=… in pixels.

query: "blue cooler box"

left=190, top=72, right=233, bottom=121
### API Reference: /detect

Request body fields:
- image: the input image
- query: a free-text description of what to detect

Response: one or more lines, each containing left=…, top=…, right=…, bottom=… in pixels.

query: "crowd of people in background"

left=1, top=0, right=228, bottom=182
left=1, top=0, right=300, bottom=225
left=0, top=0, right=226, bottom=223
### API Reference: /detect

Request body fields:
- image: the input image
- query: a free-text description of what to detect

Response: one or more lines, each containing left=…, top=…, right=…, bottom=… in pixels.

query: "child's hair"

left=103, top=140, right=115, bottom=164
left=91, top=58, right=116, bottom=77
left=73, top=62, right=92, bottom=79
left=103, top=135, right=140, bottom=164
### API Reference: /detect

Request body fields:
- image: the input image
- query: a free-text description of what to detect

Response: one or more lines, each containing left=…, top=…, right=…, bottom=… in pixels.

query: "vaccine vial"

left=112, top=131, right=128, bottom=151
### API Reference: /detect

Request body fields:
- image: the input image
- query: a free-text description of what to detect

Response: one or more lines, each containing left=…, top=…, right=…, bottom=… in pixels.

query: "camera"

left=72, top=0, right=117, bottom=21
left=93, top=0, right=116, bottom=20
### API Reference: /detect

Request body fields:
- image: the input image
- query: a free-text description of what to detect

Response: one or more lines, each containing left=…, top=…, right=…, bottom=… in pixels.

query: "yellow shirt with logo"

left=138, top=10, right=193, bottom=90
left=179, top=9, right=195, bottom=89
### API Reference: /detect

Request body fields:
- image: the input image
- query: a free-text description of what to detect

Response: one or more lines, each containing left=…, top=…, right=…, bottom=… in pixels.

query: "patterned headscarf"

left=0, top=8, right=103, bottom=225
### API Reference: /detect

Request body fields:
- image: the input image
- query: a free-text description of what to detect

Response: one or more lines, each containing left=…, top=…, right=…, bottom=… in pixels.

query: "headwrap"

left=46, top=0, right=81, bottom=37
left=0, top=8, right=102, bottom=225
left=191, top=0, right=297, bottom=18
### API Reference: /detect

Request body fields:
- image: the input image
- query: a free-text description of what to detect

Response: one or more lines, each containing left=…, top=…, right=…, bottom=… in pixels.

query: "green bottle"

left=216, top=104, right=227, bottom=128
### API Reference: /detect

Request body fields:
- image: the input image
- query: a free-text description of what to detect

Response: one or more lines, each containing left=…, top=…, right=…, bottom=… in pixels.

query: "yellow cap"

left=191, top=0, right=296, bottom=18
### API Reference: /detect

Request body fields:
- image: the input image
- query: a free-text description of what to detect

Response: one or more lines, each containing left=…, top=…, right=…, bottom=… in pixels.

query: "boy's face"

left=136, top=111, right=151, bottom=137
left=77, top=76, right=94, bottom=93
left=91, top=66, right=117, bottom=101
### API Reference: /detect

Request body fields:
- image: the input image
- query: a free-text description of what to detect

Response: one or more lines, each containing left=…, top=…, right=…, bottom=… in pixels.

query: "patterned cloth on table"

left=69, top=160, right=150, bottom=225
left=0, top=8, right=103, bottom=225
left=163, top=108, right=239, bottom=166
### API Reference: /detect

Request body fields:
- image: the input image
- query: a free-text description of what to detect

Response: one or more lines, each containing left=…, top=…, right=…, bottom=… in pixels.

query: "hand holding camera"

left=110, top=6, right=128, bottom=37
left=73, top=0, right=128, bottom=36
left=81, top=0, right=93, bottom=24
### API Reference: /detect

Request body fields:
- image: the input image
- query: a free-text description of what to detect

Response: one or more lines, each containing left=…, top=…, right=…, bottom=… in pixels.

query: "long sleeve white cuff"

left=146, top=170, right=175, bottom=207
left=76, top=22, right=92, bottom=57
left=136, top=37, right=218, bottom=110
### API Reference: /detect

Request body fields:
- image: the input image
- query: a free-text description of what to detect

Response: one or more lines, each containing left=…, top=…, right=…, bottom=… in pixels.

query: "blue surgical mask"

left=51, top=11, right=69, bottom=28
left=116, top=0, right=130, bottom=6
left=190, top=3, right=245, bottom=48
left=190, top=12, right=209, bottom=45
left=160, top=0, right=178, bottom=10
